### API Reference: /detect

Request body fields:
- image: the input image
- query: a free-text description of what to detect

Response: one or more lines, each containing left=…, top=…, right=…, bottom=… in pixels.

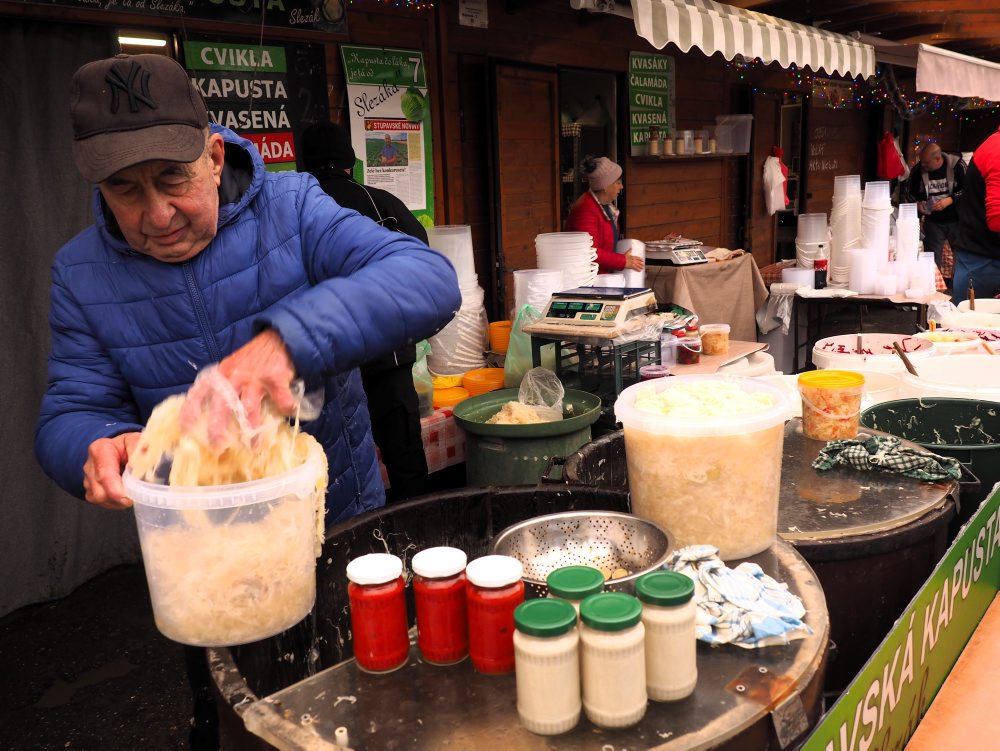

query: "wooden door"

left=748, top=92, right=783, bottom=268
left=490, top=63, right=560, bottom=319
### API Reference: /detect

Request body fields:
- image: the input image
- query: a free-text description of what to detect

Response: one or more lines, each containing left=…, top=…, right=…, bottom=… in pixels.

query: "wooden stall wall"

left=802, top=104, right=869, bottom=216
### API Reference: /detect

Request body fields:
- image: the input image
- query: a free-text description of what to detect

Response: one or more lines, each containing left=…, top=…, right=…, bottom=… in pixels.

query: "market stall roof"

left=863, top=34, right=1000, bottom=101
left=571, top=0, right=875, bottom=79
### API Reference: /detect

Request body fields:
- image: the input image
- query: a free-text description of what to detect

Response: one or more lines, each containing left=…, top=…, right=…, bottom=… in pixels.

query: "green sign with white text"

left=802, top=487, right=1000, bottom=751
left=628, top=52, right=674, bottom=157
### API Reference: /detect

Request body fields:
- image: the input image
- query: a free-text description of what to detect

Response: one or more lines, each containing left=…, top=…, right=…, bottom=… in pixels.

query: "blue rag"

left=664, top=544, right=813, bottom=649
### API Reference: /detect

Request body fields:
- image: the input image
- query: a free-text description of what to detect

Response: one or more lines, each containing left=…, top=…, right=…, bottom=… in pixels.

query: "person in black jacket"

left=301, top=121, right=429, bottom=501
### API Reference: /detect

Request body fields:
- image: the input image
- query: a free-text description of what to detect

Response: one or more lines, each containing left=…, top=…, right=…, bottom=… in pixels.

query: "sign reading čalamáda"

left=628, top=52, right=675, bottom=157
left=340, top=44, right=434, bottom=228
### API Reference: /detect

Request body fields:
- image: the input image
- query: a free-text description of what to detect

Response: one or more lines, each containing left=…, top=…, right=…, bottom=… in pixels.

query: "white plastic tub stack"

left=795, top=213, right=829, bottom=270
left=536, top=232, right=598, bottom=289
left=426, top=225, right=489, bottom=375
left=512, top=269, right=568, bottom=320
left=830, top=175, right=862, bottom=287
left=615, top=238, right=646, bottom=288
left=861, top=181, right=892, bottom=280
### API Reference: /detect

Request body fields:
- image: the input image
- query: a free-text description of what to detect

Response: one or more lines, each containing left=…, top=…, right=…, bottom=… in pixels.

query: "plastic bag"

left=517, top=367, right=564, bottom=421
left=412, top=340, right=434, bottom=417
left=756, top=285, right=796, bottom=336
left=504, top=304, right=557, bottom=388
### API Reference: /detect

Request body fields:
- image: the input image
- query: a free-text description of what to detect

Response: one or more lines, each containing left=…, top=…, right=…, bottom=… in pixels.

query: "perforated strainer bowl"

left=491, top=511, right=673, bottom=598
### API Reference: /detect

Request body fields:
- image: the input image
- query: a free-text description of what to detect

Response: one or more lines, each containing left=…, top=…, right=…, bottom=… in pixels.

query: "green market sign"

left=802, top=487, right=1000, bottom=750
left=628, top=52, right=675, bottom=156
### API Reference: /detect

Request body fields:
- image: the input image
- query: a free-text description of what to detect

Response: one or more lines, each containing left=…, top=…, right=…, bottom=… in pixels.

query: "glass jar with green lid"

left=578, top=592, right=647, bottom=728
left=513, top=598, right=580, bottom=735
left=546, top=565, right=605, bottom=612
left=635, top=571, right=697, bottom=701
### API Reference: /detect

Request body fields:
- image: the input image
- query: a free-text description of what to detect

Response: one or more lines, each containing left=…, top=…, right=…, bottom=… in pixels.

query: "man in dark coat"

left=301, top=121, right=430, bottom=501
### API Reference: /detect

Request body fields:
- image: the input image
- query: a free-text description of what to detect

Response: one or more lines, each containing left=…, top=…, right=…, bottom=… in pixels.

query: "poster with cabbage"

left=340, top=44, right=433, bottom=228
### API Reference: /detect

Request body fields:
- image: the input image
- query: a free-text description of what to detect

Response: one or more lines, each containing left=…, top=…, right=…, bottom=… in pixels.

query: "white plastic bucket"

left=897, top=354, right=1000, bottom=400
left=615, top=375, right=790, bottom=560
left=812, top=333, right=936, bottom=373
left=124, top=445, right=324, bottom=647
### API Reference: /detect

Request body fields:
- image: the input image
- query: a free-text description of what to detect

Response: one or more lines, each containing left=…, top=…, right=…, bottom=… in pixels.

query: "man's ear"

left=208, top=134, right=226, bottom=183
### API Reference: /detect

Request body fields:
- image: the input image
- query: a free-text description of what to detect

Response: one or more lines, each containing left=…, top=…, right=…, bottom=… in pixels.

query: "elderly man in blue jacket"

left=34, top=53, right=460, bottom=525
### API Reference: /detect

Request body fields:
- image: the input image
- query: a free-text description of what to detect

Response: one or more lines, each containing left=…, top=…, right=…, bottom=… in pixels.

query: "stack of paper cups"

left=616, top=238, right=647, bottom=288
left=862, top=181, right=892, bottom=278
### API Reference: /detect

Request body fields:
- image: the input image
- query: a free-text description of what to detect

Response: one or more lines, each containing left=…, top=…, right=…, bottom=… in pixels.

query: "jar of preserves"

left=635, top=571, right=697, bottom=701
left=345, top=553, right=409, bottom=673
left=579, top=592, right=647, bottom=728
left=513, top=598, right=581, bottom=735
left=465, top=555, right=525, bottom=674
left=546, top=565, right=605, bottom=613
left=412, top=546, right=468, bottom=665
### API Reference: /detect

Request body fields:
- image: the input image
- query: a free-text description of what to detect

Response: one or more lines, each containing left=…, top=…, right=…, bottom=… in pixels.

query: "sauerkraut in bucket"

left=124, top=369, right=329, bottom=647
left=615, top=376, right=790, bottom=560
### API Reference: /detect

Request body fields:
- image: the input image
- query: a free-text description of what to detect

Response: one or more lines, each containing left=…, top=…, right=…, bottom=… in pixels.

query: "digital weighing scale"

left=541, top=287, right=657, bottom=328
left=645, top=239, right=709, bottom=265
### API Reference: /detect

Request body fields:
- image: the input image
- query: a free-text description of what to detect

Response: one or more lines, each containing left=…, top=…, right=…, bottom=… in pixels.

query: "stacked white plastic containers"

left=615, top=238, right=646, bottom=288
left=830, top=175, right=862, bottom=288
left=426, top=225, right=488, bottom=374
left=860, top=181, right=892, bottom=292
left=512, top=269, right=568, bottom=320
left=535, top=232, right=598, bottom=289
left=795, top=213, right=828, bottom=270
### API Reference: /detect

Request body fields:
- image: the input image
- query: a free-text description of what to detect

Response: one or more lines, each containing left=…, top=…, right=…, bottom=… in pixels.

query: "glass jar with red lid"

left=465, top=555, right=525, bottom=674
left=346, top=553, right=409, bottom=673
left=412, top=546, right=468, bottom=665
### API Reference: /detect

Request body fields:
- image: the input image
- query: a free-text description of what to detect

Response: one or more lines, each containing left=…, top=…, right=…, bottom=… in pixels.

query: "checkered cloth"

left=664, top=545, right=813, bottom=649
left=812, top=435, right=962, bottom=481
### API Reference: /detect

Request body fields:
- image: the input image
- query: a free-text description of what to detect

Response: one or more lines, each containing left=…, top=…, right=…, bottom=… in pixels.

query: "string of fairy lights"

left=346, top=0, right=434, bottom=8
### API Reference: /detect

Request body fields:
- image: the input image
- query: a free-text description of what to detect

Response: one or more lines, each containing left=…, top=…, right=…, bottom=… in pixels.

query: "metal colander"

left=491, top=510, right=673, bottom=597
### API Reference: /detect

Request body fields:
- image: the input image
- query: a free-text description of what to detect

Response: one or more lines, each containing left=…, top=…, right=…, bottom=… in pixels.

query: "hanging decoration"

left=347, top=0, right=434, bottom=8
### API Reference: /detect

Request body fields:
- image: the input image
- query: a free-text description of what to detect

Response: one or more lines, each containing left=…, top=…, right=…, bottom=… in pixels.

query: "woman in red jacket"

left=566, top=156, right=645, bottom=274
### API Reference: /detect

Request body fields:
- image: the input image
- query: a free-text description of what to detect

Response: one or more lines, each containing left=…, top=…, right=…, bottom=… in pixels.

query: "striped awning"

left=630, top=0, right=876, bottom=80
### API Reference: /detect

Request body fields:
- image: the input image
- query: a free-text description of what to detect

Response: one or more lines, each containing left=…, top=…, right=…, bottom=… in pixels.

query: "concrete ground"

left=0, top=300, right=923, bottom=751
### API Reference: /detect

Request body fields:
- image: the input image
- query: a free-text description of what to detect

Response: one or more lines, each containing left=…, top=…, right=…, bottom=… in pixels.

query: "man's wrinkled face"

left=921, top=151, right=944, bottom=172
left=99, top=133, right=225, bottom=263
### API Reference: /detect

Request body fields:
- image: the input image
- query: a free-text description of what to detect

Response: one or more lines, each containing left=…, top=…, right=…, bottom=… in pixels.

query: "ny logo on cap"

left=105, top=61, right=157, bottom=114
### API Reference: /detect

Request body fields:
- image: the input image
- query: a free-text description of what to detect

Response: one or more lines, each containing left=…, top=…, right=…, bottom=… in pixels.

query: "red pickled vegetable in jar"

left=465, top=555, right=525, bottom=674
left=346, top=553, right=410, bottom=673
left=412, top=546, right=469, bottom=664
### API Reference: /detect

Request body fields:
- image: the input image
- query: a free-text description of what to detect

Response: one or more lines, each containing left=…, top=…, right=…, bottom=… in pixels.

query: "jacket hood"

left=91, top=123, right=265, bottom=255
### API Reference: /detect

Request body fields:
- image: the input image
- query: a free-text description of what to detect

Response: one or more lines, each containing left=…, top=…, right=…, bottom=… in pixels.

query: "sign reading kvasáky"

left=184, top=39, right=328, bottom=171
left=628, top=52, right=675, bottom=157
left=340, top=44, right=433, bottom=228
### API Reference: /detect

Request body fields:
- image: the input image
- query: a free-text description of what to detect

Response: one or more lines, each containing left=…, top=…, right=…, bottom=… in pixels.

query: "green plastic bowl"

left=452, top=388, right=602, bottom=438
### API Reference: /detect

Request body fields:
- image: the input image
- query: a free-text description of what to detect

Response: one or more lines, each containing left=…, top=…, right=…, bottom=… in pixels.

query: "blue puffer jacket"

left=35, top=125, right=460, bottom=526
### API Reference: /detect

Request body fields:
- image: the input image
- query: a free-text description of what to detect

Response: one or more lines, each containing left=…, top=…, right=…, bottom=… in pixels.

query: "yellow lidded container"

left=797, top=370, right=865, bottom=441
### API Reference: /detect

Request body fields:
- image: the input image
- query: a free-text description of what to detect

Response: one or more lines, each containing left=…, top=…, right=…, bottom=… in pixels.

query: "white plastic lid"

left=346, top=553, right=403, bottom=586
left=466, top=555, right=524, bottom=589
left=412, top=547, right=468, bottom=579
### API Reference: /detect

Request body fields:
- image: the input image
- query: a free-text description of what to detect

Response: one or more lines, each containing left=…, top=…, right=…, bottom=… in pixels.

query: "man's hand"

left=180, top=330, right=297, bottom=446
left=83, top=433, right=141, bottom=509
left=932, top=196, right=952, bottom=211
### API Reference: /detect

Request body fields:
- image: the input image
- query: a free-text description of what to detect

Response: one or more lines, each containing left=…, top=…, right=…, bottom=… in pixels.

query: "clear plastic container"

left=798, top=370, right=865, bottom=441
left=699, top=323, right=731, bottom=356
left=715, top=114, right=753, bottom=154
left=614, top=375, right=791, bottom=560
left=124, top=445, right=325, bottom=647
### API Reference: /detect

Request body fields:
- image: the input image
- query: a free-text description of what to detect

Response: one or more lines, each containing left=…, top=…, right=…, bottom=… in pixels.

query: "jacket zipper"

left=183, top=262, right=221, bottom=363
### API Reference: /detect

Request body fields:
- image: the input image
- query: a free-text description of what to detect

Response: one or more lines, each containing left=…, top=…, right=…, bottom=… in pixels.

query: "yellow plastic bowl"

left=433, top=387, right=470, bottom=409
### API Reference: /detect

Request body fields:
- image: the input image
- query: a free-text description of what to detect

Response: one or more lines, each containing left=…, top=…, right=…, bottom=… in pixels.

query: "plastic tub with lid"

left=614, top=375, right=791, bottom=560
left=812, top=333, right=936, bottom=373
left=897, top=354, right=1000, bottom=400
left=123, top=443, right=325, bottom=647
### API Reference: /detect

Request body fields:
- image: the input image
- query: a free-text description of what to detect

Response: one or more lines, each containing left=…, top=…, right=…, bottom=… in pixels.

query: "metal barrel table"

left=563, top=419, right=959, bottom=696
left=209, top=485, right=829, bottom=750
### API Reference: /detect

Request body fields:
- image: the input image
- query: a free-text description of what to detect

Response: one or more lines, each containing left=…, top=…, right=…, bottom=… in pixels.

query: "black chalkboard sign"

left=12, top=0, right=348, bottom=33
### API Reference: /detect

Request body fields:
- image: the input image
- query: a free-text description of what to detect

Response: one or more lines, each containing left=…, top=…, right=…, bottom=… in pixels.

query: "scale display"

left=646, top=239, right=709, bottom=265
left=541, top=287, right=656, bottom=327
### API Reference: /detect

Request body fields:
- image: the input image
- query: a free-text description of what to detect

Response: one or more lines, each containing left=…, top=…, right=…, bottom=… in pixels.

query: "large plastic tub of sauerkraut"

left=124, top=445, right=325, bottom=647
left=615, top=375, right=791, bottom=560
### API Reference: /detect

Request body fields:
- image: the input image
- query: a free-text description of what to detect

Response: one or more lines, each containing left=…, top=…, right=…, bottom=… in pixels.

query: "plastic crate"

left=715, top=114, right=753, bottom=154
